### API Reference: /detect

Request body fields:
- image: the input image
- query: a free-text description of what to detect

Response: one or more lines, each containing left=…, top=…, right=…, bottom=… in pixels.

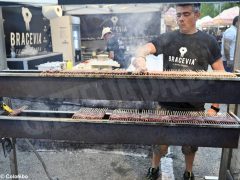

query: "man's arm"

left=208, top=58, right=225, bottom=114
left=133, top=43, right=157, bottom=71
left=109, top=51, right=114, bottom=59
left=211, top=58, right=225, bottom=70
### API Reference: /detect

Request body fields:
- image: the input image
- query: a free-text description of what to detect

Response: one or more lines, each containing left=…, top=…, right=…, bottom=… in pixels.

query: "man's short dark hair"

left=176, top=3, right=201, bottom=12
left=233, top=16, right=239, bottom=26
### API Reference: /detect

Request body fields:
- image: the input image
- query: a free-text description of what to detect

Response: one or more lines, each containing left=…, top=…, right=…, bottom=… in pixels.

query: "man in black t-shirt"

left=101, top=27, right=128, bottom=68
left=133, top=3, right=225, bottom=180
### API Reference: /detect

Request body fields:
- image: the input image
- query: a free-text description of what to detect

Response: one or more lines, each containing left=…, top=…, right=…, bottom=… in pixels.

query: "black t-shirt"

left=107, top=36, right=125, bottom=67
left=151, top=30, right=222, bottom=110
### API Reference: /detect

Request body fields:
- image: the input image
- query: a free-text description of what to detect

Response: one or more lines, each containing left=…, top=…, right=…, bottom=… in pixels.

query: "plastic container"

left=97, top=54, right=108, bottom=61
left=37, top=62, right=64, bottom=71
left=66, top=60, right=73, bottom=70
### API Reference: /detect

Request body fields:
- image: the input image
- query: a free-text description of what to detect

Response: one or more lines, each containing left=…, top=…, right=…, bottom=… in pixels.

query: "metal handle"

left=229, top=111, right=240, bottom=124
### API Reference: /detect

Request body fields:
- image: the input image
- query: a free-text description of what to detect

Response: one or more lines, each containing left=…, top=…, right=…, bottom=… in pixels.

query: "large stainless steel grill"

left=0, top=70, right=240, bottom=147
left=0, top=70, right=240, bottom=148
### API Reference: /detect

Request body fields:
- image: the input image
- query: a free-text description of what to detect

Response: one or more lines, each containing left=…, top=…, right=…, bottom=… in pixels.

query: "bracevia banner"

left=80, top=12, right=161, bottom=40
left=2, top=6, right=52, bottom=57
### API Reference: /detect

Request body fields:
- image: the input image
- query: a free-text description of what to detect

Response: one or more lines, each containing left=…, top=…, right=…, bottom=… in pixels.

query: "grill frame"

left=1, top=72, right=240, bottom=104
left=0, top=110, right=239, bottom=148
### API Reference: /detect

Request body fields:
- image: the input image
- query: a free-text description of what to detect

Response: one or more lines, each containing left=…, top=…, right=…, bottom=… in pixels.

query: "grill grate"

left=109, top=109, right=238, bottom=125
left=40, top=70, right=237, bottom=79
left=72, top=107, right=108, bottom=120
left=72, top=108, right=238, bottom=126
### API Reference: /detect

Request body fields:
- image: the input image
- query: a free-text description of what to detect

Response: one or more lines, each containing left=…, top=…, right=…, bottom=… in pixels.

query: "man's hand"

left=109, top=51, right=114, bottom=59
left=133, top=43, right=156, bottom=71
left=132, top=57, right=147, bottom=71
left=207, top=108, right=217, bottom=116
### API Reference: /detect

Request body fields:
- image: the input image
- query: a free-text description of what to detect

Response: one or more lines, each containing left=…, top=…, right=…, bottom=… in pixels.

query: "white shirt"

left=221, top=25, right=237, bottom=61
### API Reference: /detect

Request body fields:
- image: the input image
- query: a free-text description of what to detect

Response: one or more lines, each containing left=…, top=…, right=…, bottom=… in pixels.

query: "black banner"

left=2, top=6, right=52, bottom=57
left=80, top=12, right=160, bottom=40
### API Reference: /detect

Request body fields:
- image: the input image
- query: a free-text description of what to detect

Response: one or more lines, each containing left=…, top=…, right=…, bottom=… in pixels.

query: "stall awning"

left=213, top=6, right=239, bottom=26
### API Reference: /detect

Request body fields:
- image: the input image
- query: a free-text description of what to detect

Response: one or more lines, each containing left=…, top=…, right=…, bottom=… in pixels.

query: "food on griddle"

left=72, top=108, right=107, bottom=120
left=71, top=107, right=237, bottom=125
left=109, top=109, right=236, bottom=124
left=40, top=70, right=237, bottom=79
left=110, top=110, right=141, bottom=121
left=204, top=116, right=236, bottom=124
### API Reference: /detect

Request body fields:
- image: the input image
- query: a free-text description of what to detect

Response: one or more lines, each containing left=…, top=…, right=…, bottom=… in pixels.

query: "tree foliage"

left=200, top=2, right=240, bottom=18
left=200, top=3, right=218, bottom=18
left=221, top=2, right=240, bottom=11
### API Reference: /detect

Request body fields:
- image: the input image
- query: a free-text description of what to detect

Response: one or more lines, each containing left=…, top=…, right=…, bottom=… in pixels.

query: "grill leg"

left=9, top=138, right=18, bottom=179
left=219, top=148, right=232, bottom=180
left=3, top=98, right=19, bottom=178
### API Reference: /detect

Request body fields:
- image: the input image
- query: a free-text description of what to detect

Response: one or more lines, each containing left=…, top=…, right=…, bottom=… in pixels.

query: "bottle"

left=66, top=60, right=73, bottom=70
left=92, top=51, right=97, bottom=59
left=10, top=46, right=16, bottom=58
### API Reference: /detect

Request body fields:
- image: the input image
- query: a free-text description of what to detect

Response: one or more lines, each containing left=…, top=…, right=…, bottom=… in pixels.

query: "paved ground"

left=0, top=142, right=221, bottom=180
left=172, top=146, right=221, bottom=180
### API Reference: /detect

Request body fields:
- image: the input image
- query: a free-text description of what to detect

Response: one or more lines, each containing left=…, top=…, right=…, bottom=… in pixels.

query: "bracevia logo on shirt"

left=168, top=47, right=197, bottom=66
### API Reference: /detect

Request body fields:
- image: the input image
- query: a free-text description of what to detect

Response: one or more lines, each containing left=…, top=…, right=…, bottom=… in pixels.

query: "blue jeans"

left=223, top=61, right=233, bottom=72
